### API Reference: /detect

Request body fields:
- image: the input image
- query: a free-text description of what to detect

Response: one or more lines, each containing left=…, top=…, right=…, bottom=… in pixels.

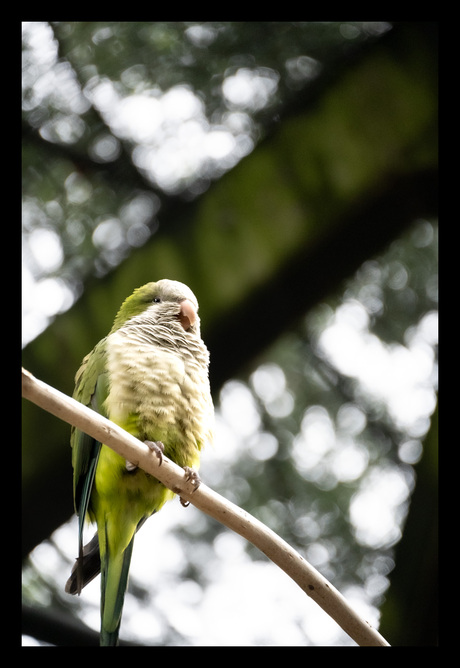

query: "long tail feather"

left=100, top=533, right=135, bottom=647
left=65, top=532, right=101, bottom=595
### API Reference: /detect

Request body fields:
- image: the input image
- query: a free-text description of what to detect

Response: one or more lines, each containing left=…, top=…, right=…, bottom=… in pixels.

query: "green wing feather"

left=69, top=339, right=142, bottom=645
left=70, top=340, right=109, bottom=593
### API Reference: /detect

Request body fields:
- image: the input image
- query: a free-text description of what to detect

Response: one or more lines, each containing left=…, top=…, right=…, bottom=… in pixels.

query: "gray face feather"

left=154, top=279, right=199, bottom=309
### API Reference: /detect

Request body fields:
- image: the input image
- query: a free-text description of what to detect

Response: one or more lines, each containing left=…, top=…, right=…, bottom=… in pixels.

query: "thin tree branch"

left=22, top=367, right=390, bottom=647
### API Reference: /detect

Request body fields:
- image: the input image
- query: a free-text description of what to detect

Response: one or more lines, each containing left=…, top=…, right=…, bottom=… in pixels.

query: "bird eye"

left=153, top=297, right=161, bottom=303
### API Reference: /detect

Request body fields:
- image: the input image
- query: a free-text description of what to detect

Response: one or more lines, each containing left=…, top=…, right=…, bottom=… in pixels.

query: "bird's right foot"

left=145, top=440, right=165, bottom=466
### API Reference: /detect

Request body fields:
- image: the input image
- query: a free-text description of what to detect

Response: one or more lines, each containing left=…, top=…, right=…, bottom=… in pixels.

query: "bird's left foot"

left=180, top=467, right=201, bottom=507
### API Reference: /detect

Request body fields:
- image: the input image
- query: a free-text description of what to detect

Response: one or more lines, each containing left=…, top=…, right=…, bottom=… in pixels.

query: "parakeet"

left=65, top=279, right=213, bottom=646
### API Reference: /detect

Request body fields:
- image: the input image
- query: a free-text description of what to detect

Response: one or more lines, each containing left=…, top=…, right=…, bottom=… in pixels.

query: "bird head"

left=110, top=279, right=200, bottom=335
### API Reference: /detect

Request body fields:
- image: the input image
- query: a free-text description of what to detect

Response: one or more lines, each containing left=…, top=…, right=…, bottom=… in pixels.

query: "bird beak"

left=178, top=299, right=197, bottom=331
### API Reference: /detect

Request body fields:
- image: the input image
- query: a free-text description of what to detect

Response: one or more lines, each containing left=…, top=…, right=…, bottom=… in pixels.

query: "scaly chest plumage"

left=104, top=327, right=210, bottom=461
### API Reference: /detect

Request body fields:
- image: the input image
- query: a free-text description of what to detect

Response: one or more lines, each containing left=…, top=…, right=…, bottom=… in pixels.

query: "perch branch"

left=22, top=367, right=390, bottom=647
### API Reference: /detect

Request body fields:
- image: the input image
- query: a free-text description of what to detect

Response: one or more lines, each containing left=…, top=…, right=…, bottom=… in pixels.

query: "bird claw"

left=180, top=467, right=201, bottom=507
left=145, top=440, right=165, bottom=465
left=125, top=441, right=164, bottom=472
left=184, top=466, right=201, bottom=489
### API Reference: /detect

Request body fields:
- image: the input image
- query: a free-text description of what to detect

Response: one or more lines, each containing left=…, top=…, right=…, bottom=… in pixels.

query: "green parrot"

left=65, top=279, right=213, bottom=646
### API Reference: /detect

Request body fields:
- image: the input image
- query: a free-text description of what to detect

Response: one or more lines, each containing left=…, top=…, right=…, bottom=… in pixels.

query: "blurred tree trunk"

left=379, top=401, right=438, bottom=646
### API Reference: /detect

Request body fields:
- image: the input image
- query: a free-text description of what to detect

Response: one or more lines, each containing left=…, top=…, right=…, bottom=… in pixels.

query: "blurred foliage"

left=177, top=217, right=438, bottom=599
left=22, top=22, right=437, bottom=646
left=22, top=21, right=391, bottom=336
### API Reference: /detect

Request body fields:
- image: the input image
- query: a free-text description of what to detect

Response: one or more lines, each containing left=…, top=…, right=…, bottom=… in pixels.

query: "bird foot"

left=145, top=440, right=165, bottom=465
left=125, top=440, right=165, bottom=472
left=180, top=467, right=201, bottom=507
